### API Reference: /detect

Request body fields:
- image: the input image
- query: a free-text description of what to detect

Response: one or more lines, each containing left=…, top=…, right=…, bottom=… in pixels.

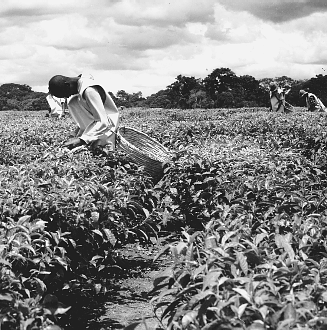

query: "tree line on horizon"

left=0, top=68, right=326, bottom=111
left=111, top=68, right=327, bottom=109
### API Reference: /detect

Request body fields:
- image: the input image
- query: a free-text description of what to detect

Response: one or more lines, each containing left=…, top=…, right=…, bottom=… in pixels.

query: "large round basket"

left=115, top=126, right=171, bottom=182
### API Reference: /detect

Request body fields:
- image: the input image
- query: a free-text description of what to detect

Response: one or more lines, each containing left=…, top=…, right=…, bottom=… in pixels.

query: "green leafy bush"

left=3, top=108, right=327, bottom=329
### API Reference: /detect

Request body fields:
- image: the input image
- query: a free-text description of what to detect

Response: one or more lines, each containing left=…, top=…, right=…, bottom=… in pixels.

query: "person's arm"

left=79, top=87, right=112, bottom=143
left=283, top=85, right=291, bottom=95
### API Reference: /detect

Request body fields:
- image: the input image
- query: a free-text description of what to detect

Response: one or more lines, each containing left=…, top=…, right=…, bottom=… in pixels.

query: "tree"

left=239, top=75, right=267, bottom=107
left=0, top=97, right=7, bottom=111
left=142, top=90, right=171, bottom=108
left=129, top=91, right=145, bottom=107
left=115, top=90, right=130, bottom=107
left=166, top=75, right=202, bottom=109
left=217, top=91, right=235, bottom=108
left=0, top=83, right=32, bottom=100
left=0, top=83, right=48, bottom=111
left=203, top=68, right=238, bottom=106
left=188, top=89, right=211, bottom=108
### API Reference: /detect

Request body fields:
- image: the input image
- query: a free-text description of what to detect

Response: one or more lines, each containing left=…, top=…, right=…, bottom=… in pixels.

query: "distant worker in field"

left=48, top=73, right=120, bottom=150
left=60, top=97, right=69, bottom=117
left=269, top=82, right=292, bottom=113
left=299, top=89, right=326, bottom=112
left=46, top=94, right=64, bottom=118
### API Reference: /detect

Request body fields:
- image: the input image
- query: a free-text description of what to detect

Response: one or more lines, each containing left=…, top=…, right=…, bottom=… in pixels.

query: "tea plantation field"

left=2, top=107, right=327, bottom=330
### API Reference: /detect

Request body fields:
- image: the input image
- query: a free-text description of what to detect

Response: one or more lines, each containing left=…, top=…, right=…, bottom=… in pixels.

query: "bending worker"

left=46, top=94, right=64, bottom=118
left=48, top=73, right=120, bottom=150
left=269, top=82, right=292, bottom=113
left=299, top=89, right=326, bottom=112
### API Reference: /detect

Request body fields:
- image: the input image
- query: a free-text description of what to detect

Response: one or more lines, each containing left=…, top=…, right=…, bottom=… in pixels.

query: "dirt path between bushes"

left=100, top=269, right=161, bottom=330
left=89, top=242, right=171, bottom=330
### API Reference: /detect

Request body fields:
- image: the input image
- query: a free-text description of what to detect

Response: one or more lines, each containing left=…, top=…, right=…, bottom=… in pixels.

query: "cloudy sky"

left=1, top=0, right=327, bottom=96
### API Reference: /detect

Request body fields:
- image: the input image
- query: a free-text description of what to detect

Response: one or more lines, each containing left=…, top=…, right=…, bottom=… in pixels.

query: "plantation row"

left=2, top=107, right=327, bottom=329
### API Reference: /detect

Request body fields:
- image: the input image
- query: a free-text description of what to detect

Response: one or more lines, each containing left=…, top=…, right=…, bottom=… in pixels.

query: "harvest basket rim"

left=114, top=126, right=171, bottom=181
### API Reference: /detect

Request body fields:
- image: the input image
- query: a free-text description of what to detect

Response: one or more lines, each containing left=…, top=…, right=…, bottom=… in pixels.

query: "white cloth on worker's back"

left=306, top=93, right=326, bottom=112
left=269, top=88, right=286, bottom=113
left=46, top=95, right=63, bottom=117
left=68, top=74, right=120, bottom=148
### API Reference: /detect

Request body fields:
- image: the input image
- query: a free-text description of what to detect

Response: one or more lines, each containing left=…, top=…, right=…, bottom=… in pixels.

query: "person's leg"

left=63, top=97, right=94, bottom=149
left=91, top=112, right=120, bottom=150
left=68, top=96, right=94, bottom=137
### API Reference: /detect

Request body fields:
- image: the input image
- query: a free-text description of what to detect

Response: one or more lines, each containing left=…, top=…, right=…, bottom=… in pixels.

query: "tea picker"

left=269, top=82, right=293, bottom=113
left=48, top=73, right=120, bottom=150
left=46, top=94, right=65, bottom=119
left=299, top=89, right=326, bottom=112
left=48, top=74, right=170, bottom=181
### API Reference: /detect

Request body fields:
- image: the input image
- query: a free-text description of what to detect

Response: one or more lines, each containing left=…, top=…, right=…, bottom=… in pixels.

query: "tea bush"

left=0, top=111, right=162, bottom=329
left=149, top=108, right=327, bottom=329
left=2, top=107, right=327, bottom=329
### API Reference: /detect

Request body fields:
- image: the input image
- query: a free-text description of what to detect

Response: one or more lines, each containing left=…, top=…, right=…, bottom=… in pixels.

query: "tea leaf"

left=283, top=302, right=296, bottom=321
left=221, top=231, right=237, bottom=246
left=102, top=228, right=117, bottom=247
left=203, top=271, right=221, bottom=290
left=181, top=310, right=197, bottom=328
left=0, top=294, right=13, bottom=302
left=238, top=303, right=248, bottom=318
left=153, top=244, right=171, bottom=262
left=247, top=320, right=265, bottom=330
left=236, top=252, right=248, bottom=276
left=153, top=267, right=173, bottom=287
left=233, top=288, right=251, bottom=303
left=254, top=232, right=267, bottom=246
left=17, top=215, right=31, bottom=226
left=175, top=242, right=188, bottom=255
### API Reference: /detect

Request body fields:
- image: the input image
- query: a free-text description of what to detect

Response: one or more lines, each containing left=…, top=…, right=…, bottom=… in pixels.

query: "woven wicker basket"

left=115, top=126, right=170, bottom=181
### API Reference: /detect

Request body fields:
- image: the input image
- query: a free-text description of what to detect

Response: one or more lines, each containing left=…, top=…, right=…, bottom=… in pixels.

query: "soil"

left=86, top=241, right=172, bottom=330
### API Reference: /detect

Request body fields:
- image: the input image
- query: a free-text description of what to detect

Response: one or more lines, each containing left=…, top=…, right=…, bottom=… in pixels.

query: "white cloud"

left=110, top=0, right=216, bottom=27
left=217, top=0, right=327, bottom=23
left=0, top=0, right=327, bottom=96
